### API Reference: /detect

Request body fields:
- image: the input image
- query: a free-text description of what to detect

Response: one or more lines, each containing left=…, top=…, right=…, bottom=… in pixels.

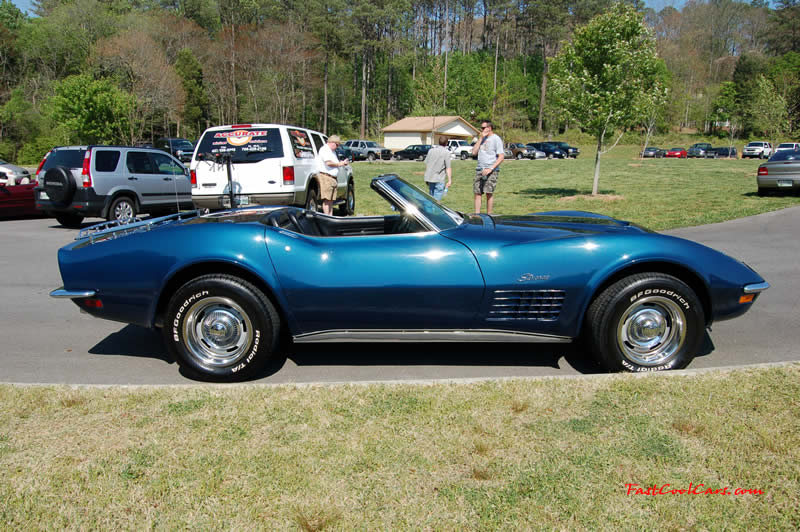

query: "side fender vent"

left=488, top=290, right=565, bottom=321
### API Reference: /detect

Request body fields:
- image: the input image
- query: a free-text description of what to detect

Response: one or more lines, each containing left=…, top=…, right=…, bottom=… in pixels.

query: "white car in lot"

left=190, top=124, right=355, bottom=215
left=774, top=142, right=800, bottom=154
left=742, top=141, right=773, bottom=159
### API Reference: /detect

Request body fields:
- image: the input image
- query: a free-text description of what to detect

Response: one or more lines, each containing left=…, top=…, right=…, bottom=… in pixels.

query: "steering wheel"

left=286, top=211, right=303, bottom=233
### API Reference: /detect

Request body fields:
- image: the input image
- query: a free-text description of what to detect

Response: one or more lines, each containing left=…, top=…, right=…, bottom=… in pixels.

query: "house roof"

left=382, top=116, right=479, bottom=135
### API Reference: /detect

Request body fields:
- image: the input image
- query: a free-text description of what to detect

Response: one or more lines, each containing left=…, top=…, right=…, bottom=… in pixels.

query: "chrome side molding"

left=293, top=329, right=572, bottom=343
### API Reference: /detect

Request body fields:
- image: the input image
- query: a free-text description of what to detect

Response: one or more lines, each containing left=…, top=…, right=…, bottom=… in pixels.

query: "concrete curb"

left=3, top=360, right=797, bottom=390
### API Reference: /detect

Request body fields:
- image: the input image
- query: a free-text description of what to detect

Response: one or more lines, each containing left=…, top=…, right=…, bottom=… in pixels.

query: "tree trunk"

left=592, top=135, right=603, bottom=196
left=360, top=51, right=367, bottom=138
left=323, top=53, right=329, bottom=135
left=492, top=30, right=499, bottom=115
left=537, top=48, right=548, bottom=134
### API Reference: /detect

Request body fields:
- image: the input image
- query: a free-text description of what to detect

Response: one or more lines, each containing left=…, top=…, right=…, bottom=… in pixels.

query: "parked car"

left=507, top=143, right=536, bottom=160
left=757, top=149, right=800, bottom=195
left=641, top=146, right=666, bottom=158
left=742, top=141, right=772, bottom=159
left=155, top=137, right=195, bottom=163
left=687, top=143, right=712, bottom=158
left=335, top=145, right=353, bottom=161
left=550, top=141, right=580, bottom=158
left=527, top=142, right=567, bottom=159
left=393, top=144, right=433, bottom=161
left=191, top=124, right=355, bottom=216
left=50, top=174, right=769, bottom=381
left=0, top=158, right=32, bottom=185
left=1, top=179, right=40, bottom=218
left=343, top=139, right=392, bottom=161
left=665, top=147, right=687, bottom=158
left=775, top=142, right=800, bottom=153
left=447, top=139, right=473, bottom=160
left=706, top=146, right=737, bottom=159
left=35, top=145, right=193, bottom=227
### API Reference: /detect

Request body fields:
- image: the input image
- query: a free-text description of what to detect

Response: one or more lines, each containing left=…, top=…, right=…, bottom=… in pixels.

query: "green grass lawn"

left=1, top=366, right=798, bottom=528
left=352, top=145, right=800, bottom=231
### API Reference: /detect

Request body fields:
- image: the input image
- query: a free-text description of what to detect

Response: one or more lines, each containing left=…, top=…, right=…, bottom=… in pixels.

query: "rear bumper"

left=192, top=192, right=295, bottom=209
left=757, top=176, right=800, bottom=191
left=35, top=187, right=106, bottom=216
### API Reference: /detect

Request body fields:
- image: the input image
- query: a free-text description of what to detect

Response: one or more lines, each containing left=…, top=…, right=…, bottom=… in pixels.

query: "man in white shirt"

left=471, top=120, right=504, bottom=214
left=315, top=135, right=349, bottom=215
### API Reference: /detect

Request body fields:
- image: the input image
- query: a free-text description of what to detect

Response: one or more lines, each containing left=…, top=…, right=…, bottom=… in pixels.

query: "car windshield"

left=169, top=140, right=194, bottom=150
left=769, top=150, right=800, bottom=161
left=365, top=141, right=380, bottom=148
left=778, top=144, right=796, bottom=149
left=671, top=148, right=683, bottom=151
left=380, top=177, right=462, bottom=230
left=746, top=143, right=762, bottom=147
left=196, top=128, right=284, bottom=163
left=42, top=149, right=85, bottom=171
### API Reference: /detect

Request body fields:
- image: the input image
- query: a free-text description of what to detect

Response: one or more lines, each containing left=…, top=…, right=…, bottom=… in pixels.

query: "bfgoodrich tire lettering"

left=163, top=275, right=280, bottom=381
left=586, top=273, right=704, bottom=372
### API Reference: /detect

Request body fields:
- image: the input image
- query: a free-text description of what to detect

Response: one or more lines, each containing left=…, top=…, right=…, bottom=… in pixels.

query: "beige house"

left=381, top=116, right=480, bottom=151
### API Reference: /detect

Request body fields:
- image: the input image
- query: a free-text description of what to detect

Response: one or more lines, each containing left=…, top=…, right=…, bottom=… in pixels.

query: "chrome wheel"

left=617, top=295, right=686, bottom=366
left=183, top=296, right=253, bottom=368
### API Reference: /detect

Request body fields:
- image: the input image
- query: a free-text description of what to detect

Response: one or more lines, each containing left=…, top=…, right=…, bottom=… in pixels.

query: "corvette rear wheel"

left=586, top=273, right=704, bottom=372
left=163, top=275, right=280, bottom=381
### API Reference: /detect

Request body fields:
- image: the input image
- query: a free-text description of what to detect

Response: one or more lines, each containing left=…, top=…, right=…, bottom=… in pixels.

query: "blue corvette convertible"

left=52, top=174, right=768, bottom=381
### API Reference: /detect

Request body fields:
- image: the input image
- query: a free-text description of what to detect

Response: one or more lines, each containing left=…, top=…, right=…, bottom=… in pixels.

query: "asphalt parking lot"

left=0, top=206, right=798, bottom=385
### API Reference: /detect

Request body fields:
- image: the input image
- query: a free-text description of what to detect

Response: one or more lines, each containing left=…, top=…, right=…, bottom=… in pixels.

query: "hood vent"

left=488, top=290, right=565, bottom=321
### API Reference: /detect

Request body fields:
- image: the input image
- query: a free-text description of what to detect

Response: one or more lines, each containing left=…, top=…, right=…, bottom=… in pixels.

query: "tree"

left=51, top=74, right=133, bottom=144
left=550, top=2, right=666, bottom=195
left=750, top=74, right=790, bottom=147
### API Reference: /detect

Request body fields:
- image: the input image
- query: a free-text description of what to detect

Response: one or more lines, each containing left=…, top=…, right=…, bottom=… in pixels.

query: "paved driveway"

left=1, top=207, right=797, bottom=385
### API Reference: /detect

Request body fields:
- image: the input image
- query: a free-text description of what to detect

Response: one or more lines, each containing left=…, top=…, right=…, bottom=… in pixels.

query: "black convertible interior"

left=263, top=208, right=425, bottom=237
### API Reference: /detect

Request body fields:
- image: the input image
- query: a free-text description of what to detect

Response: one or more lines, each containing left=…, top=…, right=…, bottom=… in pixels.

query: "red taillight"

left=282, top=166, right=295, bottom=185
left=81, top=149, right=92, bottom=187
left=758, top=167, right=768, bottom=176
left=35, top=151, right=50, bottom=179
left=231, top=124, right=252, bottom=128
left=82, top=298, right=103, bottom=309
left=190, top=169, right=197, bottom=186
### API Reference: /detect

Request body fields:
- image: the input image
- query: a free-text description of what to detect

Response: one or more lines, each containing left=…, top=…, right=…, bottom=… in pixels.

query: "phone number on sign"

left=625, top=483, right=763, bottom=496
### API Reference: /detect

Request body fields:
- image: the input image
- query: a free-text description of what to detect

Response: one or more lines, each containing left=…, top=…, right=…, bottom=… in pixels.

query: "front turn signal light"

left=739, top=294, right=755, bottom=304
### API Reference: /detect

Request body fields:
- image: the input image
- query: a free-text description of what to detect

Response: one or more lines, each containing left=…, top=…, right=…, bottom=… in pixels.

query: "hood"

left=486, top=210, right=651, bottom=238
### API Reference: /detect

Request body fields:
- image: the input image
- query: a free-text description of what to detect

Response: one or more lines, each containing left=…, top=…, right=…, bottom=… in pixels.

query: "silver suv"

left=35, top=146, right=193, bottom=228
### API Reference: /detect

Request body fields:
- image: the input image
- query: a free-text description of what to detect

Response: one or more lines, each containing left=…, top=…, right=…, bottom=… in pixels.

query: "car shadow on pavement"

left=86, top=325, right=717, bottom=381
left=88, top=325, right=175, bottom=365
left=282, top=341, right=603, bottom=375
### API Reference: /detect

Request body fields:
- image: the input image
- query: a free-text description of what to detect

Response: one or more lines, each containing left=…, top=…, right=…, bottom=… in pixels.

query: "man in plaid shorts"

left=470, top=120, right=504, bottom=214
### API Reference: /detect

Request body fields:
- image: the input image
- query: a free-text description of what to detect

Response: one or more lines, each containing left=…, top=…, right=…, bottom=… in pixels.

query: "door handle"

left=128, top=177, right=138, bottom=180
left=163, top=177, right=172, bottom=181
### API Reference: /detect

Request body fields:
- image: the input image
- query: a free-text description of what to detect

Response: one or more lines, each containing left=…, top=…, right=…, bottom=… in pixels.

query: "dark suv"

left=35, top=146, right=194, bottom=227
left=155, top=138, right=195, bottom=163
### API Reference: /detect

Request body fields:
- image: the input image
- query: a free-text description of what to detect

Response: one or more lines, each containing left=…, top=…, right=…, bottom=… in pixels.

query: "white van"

left=190, top=124, right=355, bottom=215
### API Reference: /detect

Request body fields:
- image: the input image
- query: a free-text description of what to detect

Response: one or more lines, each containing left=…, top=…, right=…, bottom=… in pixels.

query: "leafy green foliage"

left=51, top=74, right=133, bottom=144
left=550, top=2, right=666, bottom=194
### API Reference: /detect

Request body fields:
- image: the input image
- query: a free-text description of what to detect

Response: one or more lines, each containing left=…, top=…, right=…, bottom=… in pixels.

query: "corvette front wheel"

left=586, top=273, right=705, bottom=372
left=163, top=275, right=280, bottom=381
